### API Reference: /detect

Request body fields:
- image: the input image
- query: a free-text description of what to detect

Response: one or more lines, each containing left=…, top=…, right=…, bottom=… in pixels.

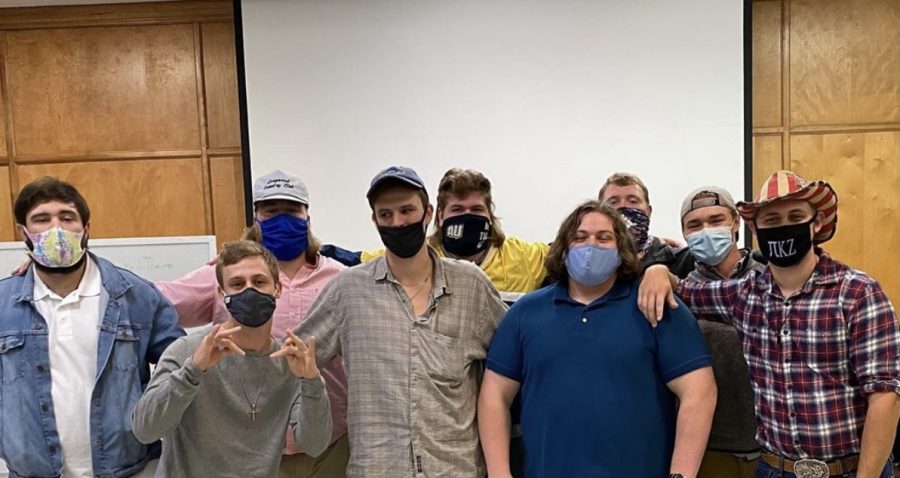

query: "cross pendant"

left=250, top=404, right=258, bottom=421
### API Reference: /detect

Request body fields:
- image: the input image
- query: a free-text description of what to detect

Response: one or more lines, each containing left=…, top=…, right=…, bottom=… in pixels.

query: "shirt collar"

left=278, top=253, right=322, bottom=284
left=759, top=248, right=842, bottom=296
left=33, top=255, right=101, bottom=302
left=373, top=246, right=450, bottom=296
left=552, top=278, right=633, bottom=308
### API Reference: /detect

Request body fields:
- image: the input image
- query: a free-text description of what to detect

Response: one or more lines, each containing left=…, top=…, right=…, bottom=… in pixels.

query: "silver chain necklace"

left=228, top=354, right=265, bottom=421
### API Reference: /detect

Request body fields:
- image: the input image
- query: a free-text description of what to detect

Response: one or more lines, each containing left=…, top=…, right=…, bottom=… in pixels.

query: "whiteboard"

left=0, top=236, right=216, bottom=282
left=240, top=0, right=745, bottom=250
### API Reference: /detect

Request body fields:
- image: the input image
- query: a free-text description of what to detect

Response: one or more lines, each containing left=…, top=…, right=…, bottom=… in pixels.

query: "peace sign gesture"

left=192, top=324, right=246, bottom=372
left=270, top=331, right=319, bottom=380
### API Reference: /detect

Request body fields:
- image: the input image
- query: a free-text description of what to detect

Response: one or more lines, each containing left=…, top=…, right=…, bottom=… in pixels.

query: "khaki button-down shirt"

left=297, top=249, right=508, bottom=477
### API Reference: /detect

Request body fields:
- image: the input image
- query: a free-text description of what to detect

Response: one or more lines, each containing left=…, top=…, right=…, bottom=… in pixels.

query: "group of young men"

left=0, top=164, right=896, bottom=478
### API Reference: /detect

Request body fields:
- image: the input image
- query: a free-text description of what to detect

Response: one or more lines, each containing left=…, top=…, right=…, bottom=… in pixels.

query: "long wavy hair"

left=544, top=200, right=642, bottom=284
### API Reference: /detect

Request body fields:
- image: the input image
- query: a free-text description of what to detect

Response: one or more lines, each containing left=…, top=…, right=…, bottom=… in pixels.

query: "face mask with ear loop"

left=24, top=226, right=87, bottom=268
left=685, top=225, right=736, bottom=266
left=441, top=213, right=491, bottom=257
left=755, top=218, right=815, bottom=268
left=378, top=215, right=428, bottom=258
left=224, top=288, right=277, bottom=328
left=565, top=244, right=622, bottom=286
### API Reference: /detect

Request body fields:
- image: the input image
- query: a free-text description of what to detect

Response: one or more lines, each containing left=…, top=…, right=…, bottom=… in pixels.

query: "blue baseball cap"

left=366, top=166, right=427, bottom=202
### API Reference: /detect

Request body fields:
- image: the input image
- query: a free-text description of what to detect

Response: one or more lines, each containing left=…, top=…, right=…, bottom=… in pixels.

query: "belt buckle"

left=793, top=459, right=829, bottom=478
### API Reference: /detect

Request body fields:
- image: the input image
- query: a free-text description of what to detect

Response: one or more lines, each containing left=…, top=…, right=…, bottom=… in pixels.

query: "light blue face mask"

left=685, top=226, right=735, bottom=266
left=565, top=244, right=621, bottom=286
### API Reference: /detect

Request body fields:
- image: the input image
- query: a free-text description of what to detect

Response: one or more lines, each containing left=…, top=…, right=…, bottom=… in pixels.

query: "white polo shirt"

left=33, top=257, right=106, bottom=478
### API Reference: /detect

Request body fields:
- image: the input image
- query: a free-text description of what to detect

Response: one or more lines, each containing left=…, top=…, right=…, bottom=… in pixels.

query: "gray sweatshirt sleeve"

left=289, top=374, right=333, bottom=457
left=132, top=337, right=205, bottom=444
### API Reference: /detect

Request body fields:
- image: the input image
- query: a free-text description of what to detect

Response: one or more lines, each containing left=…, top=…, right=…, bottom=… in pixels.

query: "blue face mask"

left=258, top=214, right=309, bottom=261
left=685, top=226, right=734, bottom=266
left=565, top=244, right=621, bottom=286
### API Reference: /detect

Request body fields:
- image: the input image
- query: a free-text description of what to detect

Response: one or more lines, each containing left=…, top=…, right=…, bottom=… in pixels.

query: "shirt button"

left=36, top=365, right=45, bottom=373
left=48, top=445, right=56, bottom=453
left=581, top=318, right=587, bottom=323
left=782, top=330, right=789, bottom=336
left=41, top=403, right=49, bottom=412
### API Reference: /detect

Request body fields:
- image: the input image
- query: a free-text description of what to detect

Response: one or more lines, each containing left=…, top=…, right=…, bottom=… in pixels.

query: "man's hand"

left=638, top=265, right=679, bottom=326
left=10, top=257, right=31, bottom=276
left=270, top=331, right=320, bottom=380
left=661, top=236, right=687, bottom=248
left=192, top=324, right=245, bottom=372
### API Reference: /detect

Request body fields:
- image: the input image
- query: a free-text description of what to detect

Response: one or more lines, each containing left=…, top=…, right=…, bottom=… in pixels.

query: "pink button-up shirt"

left=155, top=255, right=348, bottom=455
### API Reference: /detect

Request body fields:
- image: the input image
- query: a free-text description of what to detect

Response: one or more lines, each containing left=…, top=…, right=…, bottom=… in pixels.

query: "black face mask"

left=755, top=218, right=815, bottom=268
left=441, top=214, right=491, bottom=257
left=378, top=217, right=427, bottom=259
left=224, top=288, right=277, bottom=328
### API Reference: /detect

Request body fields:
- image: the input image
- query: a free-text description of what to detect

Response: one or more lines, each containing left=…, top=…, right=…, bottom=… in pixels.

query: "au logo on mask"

left=446, top=224, right=464, bottom=239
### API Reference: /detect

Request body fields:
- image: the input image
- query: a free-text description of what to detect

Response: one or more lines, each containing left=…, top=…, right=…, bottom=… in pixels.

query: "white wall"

left=241, top=0, right=744, bottom=250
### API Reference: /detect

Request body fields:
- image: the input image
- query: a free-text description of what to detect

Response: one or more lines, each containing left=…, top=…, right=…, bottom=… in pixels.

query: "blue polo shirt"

left=486, top=279, right=711, bottom=478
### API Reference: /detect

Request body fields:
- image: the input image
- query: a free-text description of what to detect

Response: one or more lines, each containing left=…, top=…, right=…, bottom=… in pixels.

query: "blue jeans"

left=754, top=459, right=893, bottom=478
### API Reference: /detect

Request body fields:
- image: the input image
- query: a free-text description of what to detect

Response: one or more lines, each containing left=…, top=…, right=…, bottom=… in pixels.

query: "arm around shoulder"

left=154, top=264, right=222, bottom=329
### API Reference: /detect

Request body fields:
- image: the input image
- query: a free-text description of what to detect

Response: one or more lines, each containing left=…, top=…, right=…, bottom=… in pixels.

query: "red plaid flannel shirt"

left=678, top=251, right=900, bottom=460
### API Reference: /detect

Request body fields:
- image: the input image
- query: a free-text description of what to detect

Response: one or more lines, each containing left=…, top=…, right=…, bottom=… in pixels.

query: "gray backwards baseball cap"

left=253, top=170, right=309, bottom=205
left=366, top=166, right=427, bottom=202
left=680, top=186, right=737, bottom=220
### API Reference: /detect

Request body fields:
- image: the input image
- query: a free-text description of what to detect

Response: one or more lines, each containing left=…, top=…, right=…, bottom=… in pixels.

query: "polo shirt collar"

left=33, top=255, right=101, bottom=303
left=552, top=278, right=633, bottom=308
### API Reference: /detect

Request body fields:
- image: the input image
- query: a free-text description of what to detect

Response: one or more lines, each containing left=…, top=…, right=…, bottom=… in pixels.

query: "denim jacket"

left=0, top=253, right=185, bottom=478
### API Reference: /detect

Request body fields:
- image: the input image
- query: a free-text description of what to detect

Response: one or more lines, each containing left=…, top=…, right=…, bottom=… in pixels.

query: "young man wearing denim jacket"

left=0, top=177, right=184, bottom=478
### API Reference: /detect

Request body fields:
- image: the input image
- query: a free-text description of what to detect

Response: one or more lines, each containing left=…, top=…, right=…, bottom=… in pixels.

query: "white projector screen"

left=239, top=0, right=745, bottom=250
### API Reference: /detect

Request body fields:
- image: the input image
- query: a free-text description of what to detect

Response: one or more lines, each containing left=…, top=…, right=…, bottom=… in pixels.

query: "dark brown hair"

left=215, top=240, right=280, bottom=288
left=14, top=177, right=90, bottom=226
left=428, top=168, right=506, bottom=249
left=597, top=172, right=651, bottom=205
left=544, top=200, right=642, bottom=284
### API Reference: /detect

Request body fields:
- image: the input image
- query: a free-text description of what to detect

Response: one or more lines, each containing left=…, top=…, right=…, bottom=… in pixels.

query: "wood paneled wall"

left=0, top=0, right=245, bottom=249
left=752, top=0, right=900, bottom=305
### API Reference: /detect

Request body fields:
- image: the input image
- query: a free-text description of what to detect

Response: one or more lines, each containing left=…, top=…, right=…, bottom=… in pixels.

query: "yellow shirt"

left=361, top=236, right=549, bottom=299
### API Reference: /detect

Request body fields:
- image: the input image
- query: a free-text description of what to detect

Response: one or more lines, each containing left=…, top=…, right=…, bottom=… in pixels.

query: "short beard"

left=31, top=252, right=88, bottom=275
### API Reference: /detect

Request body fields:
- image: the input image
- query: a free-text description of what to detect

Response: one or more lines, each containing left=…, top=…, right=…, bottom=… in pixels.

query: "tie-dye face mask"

left=24, top=227, right=86, bottom=268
